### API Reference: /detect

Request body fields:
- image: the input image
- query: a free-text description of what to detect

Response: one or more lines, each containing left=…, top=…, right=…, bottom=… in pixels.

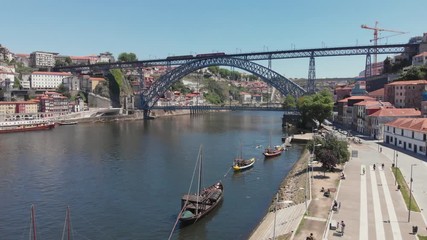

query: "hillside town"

left=1, top=33, right=427, bottom=155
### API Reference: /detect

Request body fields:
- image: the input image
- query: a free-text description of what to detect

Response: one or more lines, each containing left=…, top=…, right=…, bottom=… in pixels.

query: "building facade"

left=368, top=108, right=421, bottom=139
left=384, top=80, right=427, bottom=109
left=412, top=52, right=427, bottom=66
left=30, top=51, right=57, bottom=68
left=37, top=92, right=69, bottom=112
left=384, top=118, right=427, bottom=156
left=31, top=71, right=72, bottom=89
left=0, top=101, right=38, bottom=114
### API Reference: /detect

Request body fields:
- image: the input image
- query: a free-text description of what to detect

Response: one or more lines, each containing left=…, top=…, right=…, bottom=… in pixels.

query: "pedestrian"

left=380, top=147, right=382, bottom=152
left=373, top=164, right=376, bottom=170
left=382, top=163, right=384, bottom=170
left=362, top=167, right=365, bottom=175
left=341, top=221, right=346, bottom=235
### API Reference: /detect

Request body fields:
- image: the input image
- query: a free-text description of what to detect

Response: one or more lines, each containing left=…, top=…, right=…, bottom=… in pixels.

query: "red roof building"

left=384, top=118, right=427, bottom=156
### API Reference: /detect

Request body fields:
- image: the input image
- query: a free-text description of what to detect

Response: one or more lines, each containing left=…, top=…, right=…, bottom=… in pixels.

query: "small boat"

left=58, top=121, right=78, bottom=126
left=232, top=142, right=256, bottom=171
left=179, top=146, right=224, bottom=224
left=263, top=134, right=283, bottom=158
left=0, top=120, right=55, bottom=134
left=263, top=148, right=282, bottom=157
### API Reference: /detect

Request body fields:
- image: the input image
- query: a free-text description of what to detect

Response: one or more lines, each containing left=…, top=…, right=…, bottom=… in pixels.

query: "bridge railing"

left=150, top=105, right=300, bottom=114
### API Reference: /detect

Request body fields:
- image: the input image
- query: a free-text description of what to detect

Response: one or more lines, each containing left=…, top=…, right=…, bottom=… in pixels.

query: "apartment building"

left=412, top=52, right=427, bottom=66
left=384, top=80, right=427, bottom=109
left=31, top=71, right=72, bottom=89
left=384, top=118, right=427, bottom=156
left=353, top=100, right=393, bottom=134
left=368, top=108, right=421, bottom=139
left=0, top=101, right=38, bottom=114
left=30, top=51, right=57, bottom=68
left=38, top=92, right=69, bottom=112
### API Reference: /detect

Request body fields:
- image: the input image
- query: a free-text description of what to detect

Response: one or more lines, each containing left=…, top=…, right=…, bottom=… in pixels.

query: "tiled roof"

left=368, top=88, right=384, bottom=96
left=338, top=96, right=375, bottom=103
left=89, top=77, right=105, bottom=81
left=370, top=108, right=421, bottom=117
left=385, top=118, right=427, bottom=133
left=32, top=71, right=72, bottom=76
left=414, top=52, right=427, bottom=57
left=387, top=80, right=427, bottom=85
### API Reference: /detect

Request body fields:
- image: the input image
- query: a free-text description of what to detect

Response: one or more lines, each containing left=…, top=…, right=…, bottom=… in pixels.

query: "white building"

left=412, top=52, right=427, bottom=66
left=383, top=118, right=427, bottom=156
left=0, top=66, right=15, bottom=86
left=31, top=71, right=72, bottom=89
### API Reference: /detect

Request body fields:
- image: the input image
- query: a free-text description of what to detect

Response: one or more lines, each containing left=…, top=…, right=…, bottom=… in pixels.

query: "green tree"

left=13, top=78, right=21, bottom=89
left=282, top=95, right=296, bottom=109
left=171, top=80, right=192, bottom=95
left=208, top=66, right=220, bottom=75
left=297, top=89, right=334, bottom=128
left=118, top=52, right=138, bottom=62
left=400, top=66, right=423, bottom=80
left=65, top=56, right=72, bottom=65
left=308, top=134, right=349, bottom=172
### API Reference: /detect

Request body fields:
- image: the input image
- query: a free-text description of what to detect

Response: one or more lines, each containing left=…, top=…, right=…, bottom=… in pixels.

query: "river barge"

left=0, top=120, right=56, bottom=134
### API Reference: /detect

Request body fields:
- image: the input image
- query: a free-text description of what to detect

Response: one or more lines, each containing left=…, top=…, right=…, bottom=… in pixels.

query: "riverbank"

left=269, top=148, right=310, bottom=212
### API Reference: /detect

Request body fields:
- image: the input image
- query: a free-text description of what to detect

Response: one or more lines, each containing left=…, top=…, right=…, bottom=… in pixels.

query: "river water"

left=0, top=111, right=303, bottom=240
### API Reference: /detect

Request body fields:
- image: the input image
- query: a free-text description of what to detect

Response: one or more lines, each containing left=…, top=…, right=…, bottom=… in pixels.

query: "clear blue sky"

left=2, top=0, right=426, bottom=78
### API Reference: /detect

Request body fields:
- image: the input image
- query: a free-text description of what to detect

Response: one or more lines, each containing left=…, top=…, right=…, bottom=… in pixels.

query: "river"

left=0, top=111, right=303, bottom=240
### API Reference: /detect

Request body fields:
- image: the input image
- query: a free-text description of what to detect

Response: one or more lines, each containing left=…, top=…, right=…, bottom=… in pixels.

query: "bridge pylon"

left=364, top=53, right=372, bottom=78
left=307, top=52, right=316, bottom=93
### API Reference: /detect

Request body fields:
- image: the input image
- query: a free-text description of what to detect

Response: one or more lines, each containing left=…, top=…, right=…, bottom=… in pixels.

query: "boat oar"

left=223, top=167, right=232, bottom=178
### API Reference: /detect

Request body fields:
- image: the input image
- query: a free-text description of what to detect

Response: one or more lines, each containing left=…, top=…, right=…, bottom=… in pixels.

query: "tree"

left=297, top=89, right=334, bottom=128
left=118, top=52, right=138, bottom=62
left=308, top=134, right=349, bottom=173
left=282, top=95, right=296, bottom=109
left=400, top=66, right=423, bottom=80
left=13, top=78, right=21, bottom=89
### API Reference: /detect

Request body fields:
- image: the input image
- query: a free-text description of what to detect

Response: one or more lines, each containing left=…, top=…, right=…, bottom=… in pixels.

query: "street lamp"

left=273, top=192, right=278, bottom=240
left=394, top=151, right=398, bottom=185
left=306, top=142, right=322, bottom=214
left=408, top=164, right=417, bottom=222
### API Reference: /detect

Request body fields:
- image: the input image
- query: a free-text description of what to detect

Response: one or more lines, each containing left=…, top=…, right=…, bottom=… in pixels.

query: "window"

left=424, top=134, right=426, bottom=141
left=412, top=132, right=415, bottom=138
left=409, top=143, right=412, bottom=148
left=399, top=140, right=402, bottom=144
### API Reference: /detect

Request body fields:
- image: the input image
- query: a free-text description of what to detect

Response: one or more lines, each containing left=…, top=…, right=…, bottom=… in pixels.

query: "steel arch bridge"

left=140, top=57, right=307, bottom=111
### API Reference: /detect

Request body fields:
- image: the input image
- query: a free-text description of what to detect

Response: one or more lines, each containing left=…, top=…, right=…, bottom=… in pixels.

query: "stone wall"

left=88, top=93, right=111, bottom=108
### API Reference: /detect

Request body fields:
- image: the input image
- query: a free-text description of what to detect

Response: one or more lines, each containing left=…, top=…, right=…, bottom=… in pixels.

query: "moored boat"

left=0, top=120, right=55, bottom=134
left=58, top=121, right=78, bottom=126
left=179, top=146, right=224, bottom=224
left=263, top=148, right=282, bottom=157
left=232, top=142, right=256, bottom=171
left=233, top=157, right=255, bottom=171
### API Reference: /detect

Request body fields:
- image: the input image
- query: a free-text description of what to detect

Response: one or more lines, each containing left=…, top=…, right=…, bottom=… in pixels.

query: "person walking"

left=382, top=163, right=384, bottom=170
left=362, top=167, right=365, bottom=175
left=341, top=221, right=346, bottom=236
left=373, top=164, right=376, bottom=171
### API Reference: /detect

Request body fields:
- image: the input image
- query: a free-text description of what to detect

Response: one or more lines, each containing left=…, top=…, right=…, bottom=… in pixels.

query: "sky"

left=2, top=0, right=426, bottom=78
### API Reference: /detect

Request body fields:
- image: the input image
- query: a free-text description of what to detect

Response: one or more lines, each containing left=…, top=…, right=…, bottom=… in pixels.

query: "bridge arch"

left=141, top=57, right=306, bottom=109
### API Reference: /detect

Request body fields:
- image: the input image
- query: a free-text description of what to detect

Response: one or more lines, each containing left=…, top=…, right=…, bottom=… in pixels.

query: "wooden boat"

left=0, top=120, right=55, bottom=134
left=263, top=148, right=282, bottom=157
left=233, top=157, right=255, bottom=171
left=263, top=135, right=284, bottom=157
left=179, top=146, right=224, bottom=224
left=58, top=121, right=78, bottom=126
left=232, top=143, right=256, bottom=171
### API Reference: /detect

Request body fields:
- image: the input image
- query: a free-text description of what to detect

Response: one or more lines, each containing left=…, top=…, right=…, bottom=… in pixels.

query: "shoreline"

left=269, top=148, right=310, bottom=212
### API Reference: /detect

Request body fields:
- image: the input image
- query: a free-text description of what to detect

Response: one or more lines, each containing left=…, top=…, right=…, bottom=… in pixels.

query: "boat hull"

left=263, top=150, right=282, bottom=157
left=179, top=182, right=224, bottom=224
left=233, top=158, right=255, bottom=171
left=0, top=123, right=55, bottom=134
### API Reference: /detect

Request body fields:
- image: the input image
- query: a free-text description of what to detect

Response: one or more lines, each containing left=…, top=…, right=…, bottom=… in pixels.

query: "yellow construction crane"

left=361, top=21, right=407, bottom=64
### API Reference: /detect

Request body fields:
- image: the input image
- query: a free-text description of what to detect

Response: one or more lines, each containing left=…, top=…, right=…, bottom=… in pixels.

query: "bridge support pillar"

left=143, top=109, right=151, bottom=119
left=364, top=53, right=372, bottom=79
left=307, top=53, right=316, bottom=93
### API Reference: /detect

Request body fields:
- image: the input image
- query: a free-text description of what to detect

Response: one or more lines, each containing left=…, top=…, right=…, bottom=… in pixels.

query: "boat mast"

left=196, top=145, right=203, bottom=215
left=67, top=206, right=71, bottom=240
left=30, top=204, right=37, bottom=240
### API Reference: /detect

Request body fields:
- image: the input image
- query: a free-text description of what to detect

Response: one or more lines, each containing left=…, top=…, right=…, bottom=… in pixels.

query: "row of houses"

left=0, top=91, right=83, bottom=115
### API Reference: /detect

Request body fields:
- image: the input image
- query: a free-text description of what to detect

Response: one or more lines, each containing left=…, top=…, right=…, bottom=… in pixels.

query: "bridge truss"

left=140, top=57, right=306, bottom=110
